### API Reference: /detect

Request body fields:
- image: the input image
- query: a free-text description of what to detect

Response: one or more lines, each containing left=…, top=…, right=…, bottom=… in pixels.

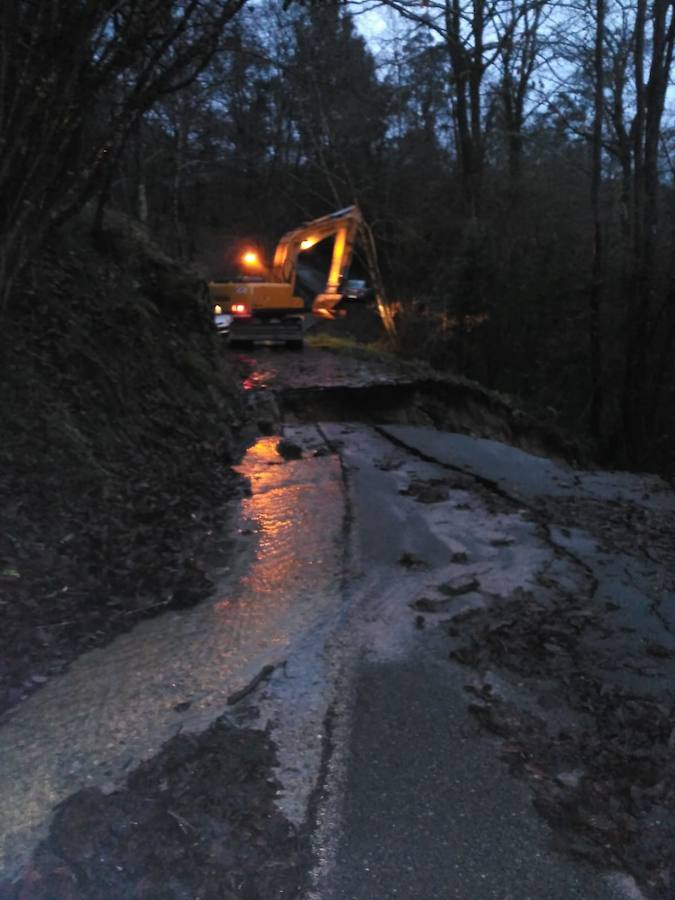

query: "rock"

left=398, top=552, right=428, bottom=568
left=410, top=597, right=449, bottom=613
left=276, top=439, right=303, bottom=460
left=645, top=641, right=675, bottom=659
left=437, top=576, right=480, bottom=597
left=170, top=585, right=205, bottom=610
left=555, top=769, right=585, bottom=789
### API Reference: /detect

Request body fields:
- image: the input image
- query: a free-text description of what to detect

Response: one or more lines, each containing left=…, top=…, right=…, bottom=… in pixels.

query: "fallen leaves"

left=449, top=584, right=675, bottom=896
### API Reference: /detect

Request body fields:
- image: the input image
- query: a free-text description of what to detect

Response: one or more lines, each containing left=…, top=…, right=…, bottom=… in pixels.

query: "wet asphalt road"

left=308, top=423, right=634, bottom=900
left=325, top=654, right=621, bottom=900
left=2, top=344, right=672, bottom=896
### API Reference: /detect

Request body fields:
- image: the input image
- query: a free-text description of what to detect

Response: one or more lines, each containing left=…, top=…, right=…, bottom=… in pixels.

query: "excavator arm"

left=270, top=205, right=363, bottom=316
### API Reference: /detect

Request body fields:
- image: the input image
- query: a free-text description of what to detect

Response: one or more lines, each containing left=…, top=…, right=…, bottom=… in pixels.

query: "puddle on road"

left=0, top=433, right=345, bottom=878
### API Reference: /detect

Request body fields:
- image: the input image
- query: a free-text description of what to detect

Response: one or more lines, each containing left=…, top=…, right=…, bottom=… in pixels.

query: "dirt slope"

left=0, top=213, right=247, bottom=715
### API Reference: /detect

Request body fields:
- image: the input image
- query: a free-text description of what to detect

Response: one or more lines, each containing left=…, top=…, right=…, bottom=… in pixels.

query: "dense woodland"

left=3, top=0, right=675, bottom=470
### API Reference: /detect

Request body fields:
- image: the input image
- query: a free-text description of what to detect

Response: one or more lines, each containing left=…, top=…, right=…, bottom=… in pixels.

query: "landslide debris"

left=1, top=717, right=306, bottom=900
left=0, top=212, right=247, bottom=715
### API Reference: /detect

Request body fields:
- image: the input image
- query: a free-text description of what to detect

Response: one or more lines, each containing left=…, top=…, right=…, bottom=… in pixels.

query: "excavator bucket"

left=312, top=292, right=346, bottom=318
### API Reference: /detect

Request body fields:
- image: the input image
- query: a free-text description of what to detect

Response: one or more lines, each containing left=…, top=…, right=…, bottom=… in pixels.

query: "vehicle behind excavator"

left=208, top=205, right=363, bottom=349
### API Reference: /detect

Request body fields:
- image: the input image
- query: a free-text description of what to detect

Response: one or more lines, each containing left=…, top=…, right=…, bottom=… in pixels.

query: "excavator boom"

left=270, top=205, right=363, bottom=304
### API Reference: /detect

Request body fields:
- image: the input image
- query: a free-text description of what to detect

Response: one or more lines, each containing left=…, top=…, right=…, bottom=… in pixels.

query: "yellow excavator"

left=208, top=205, right=363, bottom=349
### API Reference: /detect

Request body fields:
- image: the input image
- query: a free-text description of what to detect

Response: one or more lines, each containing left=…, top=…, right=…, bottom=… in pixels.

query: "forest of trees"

left=3, top=0, right=675, bottom=470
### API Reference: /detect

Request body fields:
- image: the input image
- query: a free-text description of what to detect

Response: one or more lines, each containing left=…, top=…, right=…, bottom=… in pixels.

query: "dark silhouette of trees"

left=4, top=0, right=675, bottom=469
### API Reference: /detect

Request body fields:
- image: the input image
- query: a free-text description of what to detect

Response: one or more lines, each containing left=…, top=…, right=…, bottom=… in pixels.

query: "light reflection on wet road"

left=0, top=433, right=345, bottom=878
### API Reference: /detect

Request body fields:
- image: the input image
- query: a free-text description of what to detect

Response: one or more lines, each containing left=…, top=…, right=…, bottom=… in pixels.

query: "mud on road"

left=4, top=721, right=306, bottom=900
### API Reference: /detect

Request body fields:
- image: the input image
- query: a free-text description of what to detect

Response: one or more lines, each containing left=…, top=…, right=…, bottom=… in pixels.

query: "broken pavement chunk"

left=410, top=596, right=449, bottom=613
left=490, top=537, right=515, bottom=547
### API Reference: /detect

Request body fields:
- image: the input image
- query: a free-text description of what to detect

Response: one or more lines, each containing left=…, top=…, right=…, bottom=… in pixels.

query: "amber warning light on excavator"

left=241, top=250, right=260, bottom=267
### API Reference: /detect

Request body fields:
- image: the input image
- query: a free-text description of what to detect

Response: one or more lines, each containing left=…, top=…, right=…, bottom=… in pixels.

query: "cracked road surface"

left=3, top=417, right=675, bottom=897
left=307, top=425, right=644, bottom=900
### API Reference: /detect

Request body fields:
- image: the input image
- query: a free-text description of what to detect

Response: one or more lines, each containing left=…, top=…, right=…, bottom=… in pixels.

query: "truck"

left=208, top=205, right=364, bottom=350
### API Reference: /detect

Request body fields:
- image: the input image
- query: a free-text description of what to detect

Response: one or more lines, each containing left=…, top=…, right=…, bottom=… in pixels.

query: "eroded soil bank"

left=234, top=339, right=584, bottom=464
left=0, top=215, right=248, bottom=717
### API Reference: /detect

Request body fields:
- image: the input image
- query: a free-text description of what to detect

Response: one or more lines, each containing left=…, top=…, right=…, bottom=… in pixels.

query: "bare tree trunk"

left=0, top=0, right=248, bottom=311
left=172, top=120, right=188, bottom=256
left=360, top=220, right=398, bottom=345
left=445, top=0, right=483, bottom=216
left=589, top=0, right=605, bottom=440
left=500, top=0, right=544, bottom=199
left=621, top=0, right=675, bottom=459
left=134, top=120, right=149, bottom=225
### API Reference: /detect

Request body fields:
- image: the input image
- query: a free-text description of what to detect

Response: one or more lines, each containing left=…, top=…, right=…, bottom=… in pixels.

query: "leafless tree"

left=0, top=0, right=247, bottom=311
left=614, top=0, right=675, bottom=456
left=589, top=0, right=605, bottom=438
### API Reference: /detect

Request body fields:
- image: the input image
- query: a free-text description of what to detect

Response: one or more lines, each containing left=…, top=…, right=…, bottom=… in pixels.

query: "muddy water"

left=0, top=433, right=345, bottom=878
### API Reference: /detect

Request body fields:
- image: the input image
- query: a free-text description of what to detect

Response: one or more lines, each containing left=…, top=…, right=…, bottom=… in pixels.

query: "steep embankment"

left=0, top=214, right=247, bottom=714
